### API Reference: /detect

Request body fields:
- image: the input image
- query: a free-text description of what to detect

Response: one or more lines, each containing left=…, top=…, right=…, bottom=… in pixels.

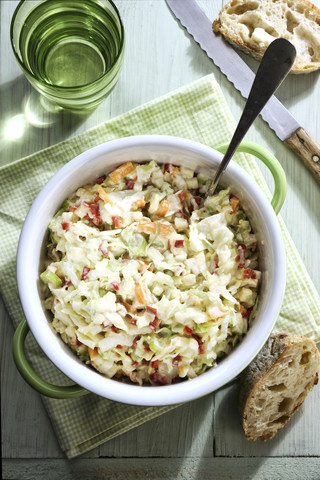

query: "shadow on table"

left=66, top=392, right=214, bottom=477
left=0, top=75, right=90, bottom=165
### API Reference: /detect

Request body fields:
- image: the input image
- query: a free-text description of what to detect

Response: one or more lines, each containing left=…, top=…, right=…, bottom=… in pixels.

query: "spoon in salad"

left=205, top=38, right=296, bottom=197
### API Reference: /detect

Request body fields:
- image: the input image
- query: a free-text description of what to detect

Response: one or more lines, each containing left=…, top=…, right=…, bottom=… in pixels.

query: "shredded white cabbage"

left=41, top=161, right=261, bottom=385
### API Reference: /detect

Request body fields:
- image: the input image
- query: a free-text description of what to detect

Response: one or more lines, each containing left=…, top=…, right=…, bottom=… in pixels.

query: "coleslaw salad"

left=40, top=160, right=261, bottom=386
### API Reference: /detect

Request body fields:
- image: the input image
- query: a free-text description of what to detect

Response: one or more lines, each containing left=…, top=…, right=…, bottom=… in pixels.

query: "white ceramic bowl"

left=16, top=135, right=286, bottom=405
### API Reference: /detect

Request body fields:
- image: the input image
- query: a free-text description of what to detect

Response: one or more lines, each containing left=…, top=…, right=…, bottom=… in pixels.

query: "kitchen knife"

left=166, top=0, right=320, bottom=183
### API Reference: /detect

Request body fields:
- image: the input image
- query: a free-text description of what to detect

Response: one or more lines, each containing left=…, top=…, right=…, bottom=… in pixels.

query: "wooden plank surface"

left=3, top=458, right=320, bottom=480
left=1, top=0, right=320, bottom=478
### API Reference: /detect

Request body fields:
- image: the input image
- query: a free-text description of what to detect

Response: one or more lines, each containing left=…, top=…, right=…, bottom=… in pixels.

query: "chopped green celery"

left=197, top=173, right=210, bottom=185
left=194, top=323, right=212, bottom=333
left=158, top=327, right=172, bottom=338
left=50, top=233, right=60, bottom=245
left=250, top=298, right=259, bottom=320
left=61, top=199, right=70, bottom=209
left=149, top=336, right=161, bottom=353
left=199, top=356, right=215, bottom=367
left=142, top=163, right=154, bottom=172
left=99, top=288, right=109, bottom=297
left=206, top=206, right=217, bottom=214
left=237, top=212, right=247, bottom=221
left=127, top=233, right=147, bottom=256
left=204, top=190, right=229, bottom=213
left=204, top=196, right=218, bottom=214
left=131, top=351, right=141, bottom=362
left=161, top=183, right=174, bottom=195
left=54, top=199, right=70, bottom=218
left=78, top=348, right=90, bottom=362
left=40, top=270, right=62, bottom=287
left=107, top=261, right=117, bottom=271
left=239, top=219, right=252, bottom=233
left=217, top=188, right=230, bottom=199
left=172, top=324, right=184, bottom=333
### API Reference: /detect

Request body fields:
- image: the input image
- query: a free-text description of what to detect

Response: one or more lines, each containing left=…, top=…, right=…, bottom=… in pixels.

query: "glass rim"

left=10, top=0, right=125, bottom=90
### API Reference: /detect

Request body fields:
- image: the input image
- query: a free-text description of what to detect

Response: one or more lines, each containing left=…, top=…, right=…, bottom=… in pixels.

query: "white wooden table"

left=1, top=1, right=320, bottom=478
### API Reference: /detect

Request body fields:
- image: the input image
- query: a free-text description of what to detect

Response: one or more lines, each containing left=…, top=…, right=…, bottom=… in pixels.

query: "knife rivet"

left=312, top=154, right=320, bottom=163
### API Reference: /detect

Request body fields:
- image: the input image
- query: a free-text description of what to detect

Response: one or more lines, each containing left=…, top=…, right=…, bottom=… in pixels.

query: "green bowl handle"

left=214, top=140, right=286, bottom=214
left=13, top=319, right=89, bottom=399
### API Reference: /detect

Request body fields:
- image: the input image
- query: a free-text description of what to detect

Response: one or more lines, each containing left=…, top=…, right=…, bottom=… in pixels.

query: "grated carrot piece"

left=159, top=224, right=171, bottom=236
left=109, top=162, right=135, bottom=182
left=88, top=347, right=98, bottom=360
left=137, top=222, right=156, bottom=234
left=137, top=221, right=171, bottom=236
left=156, top=199, right=170, bottom=217
left=171, top=166, right=180, bottom=176
left=135, top=283, right=146, bottom=305
left=230, top=196, right=240, bottom=212
left=97, top=185, right=114, bottom=205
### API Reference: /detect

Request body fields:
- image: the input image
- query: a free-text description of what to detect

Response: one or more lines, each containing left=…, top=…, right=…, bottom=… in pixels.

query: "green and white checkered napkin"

left=0, top=74, right=319, bottom=458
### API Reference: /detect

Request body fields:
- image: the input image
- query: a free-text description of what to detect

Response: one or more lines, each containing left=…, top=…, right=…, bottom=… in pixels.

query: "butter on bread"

left=239, top=332, right=320, bottom=441
left=213, top=0, right=320, bottom=74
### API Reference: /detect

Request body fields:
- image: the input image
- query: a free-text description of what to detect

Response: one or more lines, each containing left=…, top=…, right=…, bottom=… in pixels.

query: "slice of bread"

left=213, top=0, right=320, bottom=74
left=239, top=332, right=320, bottom=441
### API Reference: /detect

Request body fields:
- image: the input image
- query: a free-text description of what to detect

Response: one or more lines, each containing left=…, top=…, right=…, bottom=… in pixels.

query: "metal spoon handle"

left=206, top=38, right=296, bottom=197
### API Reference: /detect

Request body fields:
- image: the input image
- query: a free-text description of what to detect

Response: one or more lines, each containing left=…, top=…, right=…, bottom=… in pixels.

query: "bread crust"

left=239, top=332, right=320, bottom=441
left=213, top=0, right=320, bottom=74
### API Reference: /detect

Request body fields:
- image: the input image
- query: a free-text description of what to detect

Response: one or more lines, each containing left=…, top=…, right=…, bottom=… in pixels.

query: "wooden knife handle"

left=284, top=127, right=320, bottom=184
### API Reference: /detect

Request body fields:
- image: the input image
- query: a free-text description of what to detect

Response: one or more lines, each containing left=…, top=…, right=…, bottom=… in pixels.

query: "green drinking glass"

left=10, top=0, right=125, bottom=111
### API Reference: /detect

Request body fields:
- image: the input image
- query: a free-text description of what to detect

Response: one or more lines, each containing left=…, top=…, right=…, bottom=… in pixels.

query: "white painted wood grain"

left=3, top=457, right=320, bottom=480
left=0, top=297, right=64, bottom=458
left=99, top=394, right=214, bottom=458
left=1, top=0, right=320, bottom=472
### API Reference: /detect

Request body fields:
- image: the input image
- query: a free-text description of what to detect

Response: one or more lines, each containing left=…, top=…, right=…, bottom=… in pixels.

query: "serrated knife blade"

left=166, top=0, right=320, bottom=183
